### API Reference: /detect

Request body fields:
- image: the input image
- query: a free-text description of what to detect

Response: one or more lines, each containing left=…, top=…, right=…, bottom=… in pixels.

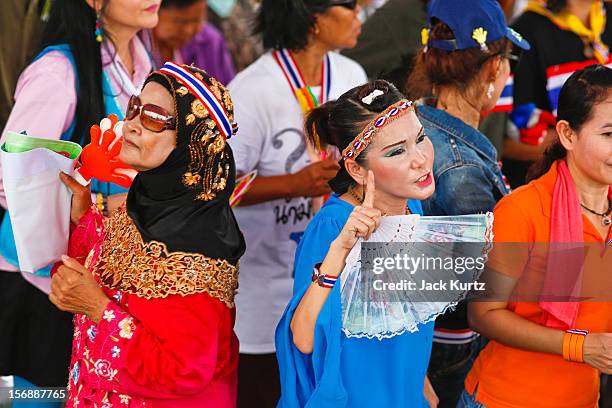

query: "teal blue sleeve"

left=276, top=201, right=423, bottom=408
left=276, top=215, right=348, bottom=408
left=292, top=216, right=344, bottom=295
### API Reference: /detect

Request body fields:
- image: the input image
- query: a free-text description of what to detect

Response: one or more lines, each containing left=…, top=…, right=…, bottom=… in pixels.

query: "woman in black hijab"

left=49, top=64, right=245, bottom=408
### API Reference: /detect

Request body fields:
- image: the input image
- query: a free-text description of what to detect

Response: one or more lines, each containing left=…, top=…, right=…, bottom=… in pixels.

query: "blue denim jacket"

left=417, top=102, right=509, bottom=216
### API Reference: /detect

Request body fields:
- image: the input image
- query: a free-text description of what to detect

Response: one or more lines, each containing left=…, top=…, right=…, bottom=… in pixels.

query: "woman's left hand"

left=49, top=255, right=110, bottom=323
left=60, top=172, right=92, bottom=224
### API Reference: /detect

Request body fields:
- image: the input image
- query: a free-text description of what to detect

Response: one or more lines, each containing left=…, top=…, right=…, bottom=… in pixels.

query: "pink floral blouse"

left=64, top=207, right=239, bottom=407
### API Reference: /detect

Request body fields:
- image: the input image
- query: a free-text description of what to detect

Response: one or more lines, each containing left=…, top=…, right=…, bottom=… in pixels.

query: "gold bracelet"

left=95, top=193, right=105, bottom=214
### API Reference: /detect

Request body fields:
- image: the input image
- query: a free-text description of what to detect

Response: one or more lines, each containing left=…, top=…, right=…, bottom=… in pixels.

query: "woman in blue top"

left=275, top=80, right=438, bottom=408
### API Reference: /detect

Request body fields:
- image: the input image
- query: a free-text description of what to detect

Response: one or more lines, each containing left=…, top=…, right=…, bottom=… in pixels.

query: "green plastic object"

left=2, top=131, right=82, bottom=159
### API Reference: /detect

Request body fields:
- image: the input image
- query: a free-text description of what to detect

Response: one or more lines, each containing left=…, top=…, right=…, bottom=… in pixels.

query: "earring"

left=95, top=11, right=103, bottom=42
left=486, top=83, right=494, bottom=99
left=314, top=25, right=320, bottom=35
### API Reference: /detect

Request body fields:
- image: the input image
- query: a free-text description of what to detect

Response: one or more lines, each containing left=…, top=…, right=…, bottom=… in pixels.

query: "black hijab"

left=126, top=65, right=245, bottom=265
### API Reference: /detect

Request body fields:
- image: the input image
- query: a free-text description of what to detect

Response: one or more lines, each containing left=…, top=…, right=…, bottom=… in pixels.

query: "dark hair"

left=160, top=0, right=203, bottom=9
left=527, top=64, right=612, bottom=181
left=37, top=0, right=104, bottom=145
left=304, top=80, right=405, bottom=193
left=546, top=0, right=566, bottom=14
left=36, top=0, right=153, bottom=145
left=406, top=18, right=511, bottom=100
left=256, top=0, right=329, bottom=51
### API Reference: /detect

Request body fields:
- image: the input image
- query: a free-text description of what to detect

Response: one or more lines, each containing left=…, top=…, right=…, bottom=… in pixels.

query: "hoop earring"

left=486, top=82, right=494, bottom=99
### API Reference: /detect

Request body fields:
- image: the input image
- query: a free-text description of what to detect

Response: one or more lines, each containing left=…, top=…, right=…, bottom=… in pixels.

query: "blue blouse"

left=275, top=195, right=434, bottom=408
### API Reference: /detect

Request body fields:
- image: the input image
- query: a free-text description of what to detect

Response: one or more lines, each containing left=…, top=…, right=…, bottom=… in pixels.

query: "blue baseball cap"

left=425, top=0, right=530, bottom=52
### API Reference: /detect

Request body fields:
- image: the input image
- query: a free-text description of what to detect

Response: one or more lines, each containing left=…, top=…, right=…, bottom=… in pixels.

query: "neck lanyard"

left=273, top=48, right=334, bottom=209
left=107, top=58, right=141, bottom=98
left=103, top=38, right=146, bottom=98
left=273, top=48, right=331, bottom=114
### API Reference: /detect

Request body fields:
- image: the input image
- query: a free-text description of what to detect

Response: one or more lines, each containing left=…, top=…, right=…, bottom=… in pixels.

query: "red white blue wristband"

left=311, top=263, right=338, bottom=289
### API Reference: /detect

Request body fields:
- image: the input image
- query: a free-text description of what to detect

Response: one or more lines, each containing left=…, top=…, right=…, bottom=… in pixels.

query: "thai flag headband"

left=159, top=62, right=236, bottom=140
left=341, top=99, right=414, bottom=161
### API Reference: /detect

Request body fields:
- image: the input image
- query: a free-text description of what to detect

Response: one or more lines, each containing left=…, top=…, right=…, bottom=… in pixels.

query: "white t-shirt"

left=228, top=51, right=367, bottom=353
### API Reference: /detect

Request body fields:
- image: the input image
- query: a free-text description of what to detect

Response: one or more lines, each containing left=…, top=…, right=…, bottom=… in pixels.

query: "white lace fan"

left=340, top=213, right=494, bottom=340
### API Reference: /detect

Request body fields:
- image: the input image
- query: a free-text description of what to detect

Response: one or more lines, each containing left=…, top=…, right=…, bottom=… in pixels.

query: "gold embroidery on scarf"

left=173, top=71, right=231, bottom=202
left=176, top=86, right=189, bottom=96
left=191, top=99, right=209, bottom=119
left=186, top=113, right=196, bottom=126
left=92, top=208, right=238, bottom=307
left=183, top=121, right=230, bottom=201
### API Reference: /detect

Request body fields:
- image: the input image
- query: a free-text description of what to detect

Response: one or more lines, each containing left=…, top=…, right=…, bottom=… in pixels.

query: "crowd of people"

left=0, top=0, right=610, bottom=407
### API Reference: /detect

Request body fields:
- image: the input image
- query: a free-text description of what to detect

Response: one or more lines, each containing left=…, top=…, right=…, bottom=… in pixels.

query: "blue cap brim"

left=506, top=27, right=530, bottom=50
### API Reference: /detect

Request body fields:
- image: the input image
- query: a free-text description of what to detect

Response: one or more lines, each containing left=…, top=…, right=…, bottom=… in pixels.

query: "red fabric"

left=540, top=160, right=584, bottom=328
left=518, top=109, right=556, bottom=145
left=541, top=160, right=612, bottom=328
left=65, top=207, right=239, bottom=407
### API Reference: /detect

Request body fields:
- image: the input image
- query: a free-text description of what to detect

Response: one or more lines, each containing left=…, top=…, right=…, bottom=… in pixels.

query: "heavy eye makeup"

left=381, top=127, right=427, bottom=157
left=384, top=144, right=405, bottom=157
left=415, top=127, right=427, bottom=143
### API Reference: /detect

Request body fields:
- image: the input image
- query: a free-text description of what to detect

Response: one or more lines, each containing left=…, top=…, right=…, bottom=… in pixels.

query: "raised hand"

left=74, top=114, right=137, bottom=188
left=333, top=170, right=382, bottom=251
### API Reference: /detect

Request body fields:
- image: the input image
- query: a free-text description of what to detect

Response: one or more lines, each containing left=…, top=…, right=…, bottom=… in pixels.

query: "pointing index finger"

left=363, top=170, right=375, bottom=208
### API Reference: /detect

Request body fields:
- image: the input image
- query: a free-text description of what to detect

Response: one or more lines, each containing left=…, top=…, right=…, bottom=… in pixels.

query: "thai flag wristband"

left=311, top=263, right=338, bottom=289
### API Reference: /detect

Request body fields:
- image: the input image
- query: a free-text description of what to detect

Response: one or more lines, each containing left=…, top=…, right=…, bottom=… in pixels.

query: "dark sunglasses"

left=328, top=0, right=359, bottom=10
left=126, top=95, right=176, bottom=133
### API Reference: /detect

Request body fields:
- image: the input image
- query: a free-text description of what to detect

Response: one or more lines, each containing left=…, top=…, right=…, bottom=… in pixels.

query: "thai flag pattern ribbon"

left=159, top=62, right=236, bottom=140
left=494, top=58, right=612, bottom=116
left=273, top=49, right=333, bottom=210
left=546, top=58, right=612, bottom=114
left=491, top=75, right=514, bottom=113
left=273, top=48, right=331, bottom=114
left=341, top=99, right=414, bottom=161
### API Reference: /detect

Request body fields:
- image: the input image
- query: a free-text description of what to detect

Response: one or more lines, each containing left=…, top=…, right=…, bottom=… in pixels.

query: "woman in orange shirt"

left=460, top=64, right=612, bottom=408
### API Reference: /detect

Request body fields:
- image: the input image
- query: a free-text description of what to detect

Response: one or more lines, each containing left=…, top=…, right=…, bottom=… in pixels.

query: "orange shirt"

left=465, top=162, right=612, bottom=408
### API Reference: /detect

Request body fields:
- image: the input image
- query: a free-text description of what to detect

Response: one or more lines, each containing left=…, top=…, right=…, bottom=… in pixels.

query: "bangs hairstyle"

left=255, top=0, right=330, bottom=51
left=406, top=17, right=511, bottom=100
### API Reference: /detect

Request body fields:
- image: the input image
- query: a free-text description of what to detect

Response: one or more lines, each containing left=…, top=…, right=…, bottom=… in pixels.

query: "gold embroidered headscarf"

left=93, top=64, right=245, bottom=307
